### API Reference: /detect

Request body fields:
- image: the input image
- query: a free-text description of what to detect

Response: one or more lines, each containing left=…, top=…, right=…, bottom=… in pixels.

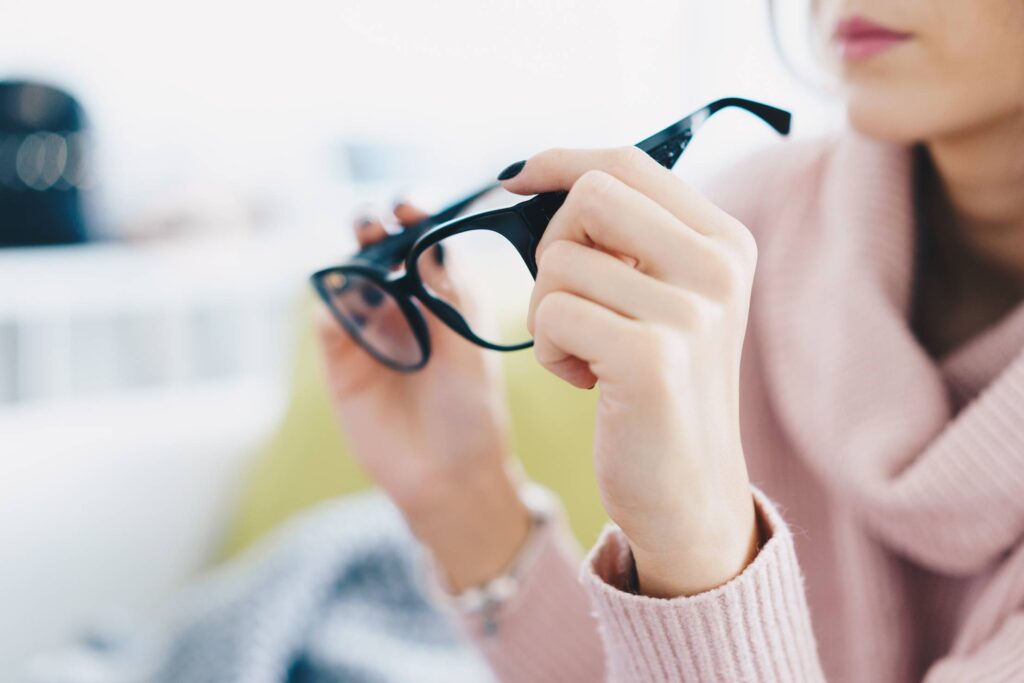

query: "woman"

left=316, top=0, right=1024, bottom=680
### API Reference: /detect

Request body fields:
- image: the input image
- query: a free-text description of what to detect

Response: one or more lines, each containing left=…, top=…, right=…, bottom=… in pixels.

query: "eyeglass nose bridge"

left=388, top=271, right=420, bottom=296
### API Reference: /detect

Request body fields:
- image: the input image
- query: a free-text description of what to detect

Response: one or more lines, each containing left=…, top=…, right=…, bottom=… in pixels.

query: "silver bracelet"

left=427, top=484, right=555, bottom=635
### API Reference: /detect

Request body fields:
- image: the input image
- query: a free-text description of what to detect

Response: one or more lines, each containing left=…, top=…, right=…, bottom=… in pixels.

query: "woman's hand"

left=502, top=148, right=760, bottom=598
left=315, top=204, right=530, bottom=591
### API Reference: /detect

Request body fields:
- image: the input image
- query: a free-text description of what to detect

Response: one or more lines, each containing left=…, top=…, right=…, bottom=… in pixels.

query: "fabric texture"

left=23, top=494, right=492, bottom=683
left=442, top=132, right=1024, bottom=682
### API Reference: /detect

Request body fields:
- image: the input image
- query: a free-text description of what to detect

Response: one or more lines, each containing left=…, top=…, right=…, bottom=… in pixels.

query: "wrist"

left=407, top=465, right=531, bottom=592
left=630, top=493, right=760, bottom=598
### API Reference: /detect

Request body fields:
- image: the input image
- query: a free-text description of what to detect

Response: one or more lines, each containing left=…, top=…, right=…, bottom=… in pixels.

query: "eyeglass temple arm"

left=353, top=99, right=792, bottom=263
left=353, top=181, right=500, bottom=266
left=517, top=98, right=792, bottom=235
left=636, top=97, right=791, bottom=169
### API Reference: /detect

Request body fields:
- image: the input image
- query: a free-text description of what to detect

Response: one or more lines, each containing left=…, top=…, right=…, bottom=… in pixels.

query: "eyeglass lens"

left=414, top=227, right=534, bottom=349
left=320, top=270, right=425, bottom=368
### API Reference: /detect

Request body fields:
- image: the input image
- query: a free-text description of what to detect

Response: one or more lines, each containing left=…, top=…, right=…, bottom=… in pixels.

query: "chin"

left=842, top=76, right=973, bottom=145
left=841, top=71, right=1017, bottom=146
left=844, top=95, right=926, bottom=144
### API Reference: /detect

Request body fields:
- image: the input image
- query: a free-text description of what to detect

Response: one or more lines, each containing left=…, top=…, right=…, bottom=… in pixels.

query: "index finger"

left=499, top=147, right=737, bottom=239
left=393, top=201, right=430, bottom=228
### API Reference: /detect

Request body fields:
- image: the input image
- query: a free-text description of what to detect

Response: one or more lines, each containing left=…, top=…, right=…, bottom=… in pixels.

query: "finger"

left=312, top=302, right=384, bottom=395
left=314, top=300, right=351, bottom=349
left=392, top=200, right=474, bottom=347
left=535, top=171, right=733, bottom=296
left=499, top=146, right=741, bottom=241
left=394, top=201, right=448, bottom=279
left=419, top=257, right=484, bottom=347
left=412, top=234, right=448, bottom=294
left=527, top=239, right=705, bottom=335
left=353, top=213, right=388, bottom=248
left=316, top=269, right=414, bottom=353
left=532, top=290, right=640, bottom=388
left=393, top=201, right=430, bottom=229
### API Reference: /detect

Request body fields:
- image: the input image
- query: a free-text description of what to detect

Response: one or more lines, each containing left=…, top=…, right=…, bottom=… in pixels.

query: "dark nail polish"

left=433, top=243, right=445, bottom=266
left=357, top=217, right=375, bottom=229
left=497, top=160, right=525, bottom=181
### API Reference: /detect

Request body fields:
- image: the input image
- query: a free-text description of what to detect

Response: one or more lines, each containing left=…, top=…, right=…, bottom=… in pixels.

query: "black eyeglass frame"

left=311, top=97, right=792, bottom=372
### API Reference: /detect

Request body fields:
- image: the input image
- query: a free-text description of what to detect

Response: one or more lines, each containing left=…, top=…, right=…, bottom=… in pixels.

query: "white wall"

left=1, top=0, right=839, bottom=239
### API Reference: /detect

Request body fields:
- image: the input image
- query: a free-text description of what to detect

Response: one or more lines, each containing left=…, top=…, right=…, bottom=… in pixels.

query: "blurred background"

left=0, top=0, right=838, bottom=673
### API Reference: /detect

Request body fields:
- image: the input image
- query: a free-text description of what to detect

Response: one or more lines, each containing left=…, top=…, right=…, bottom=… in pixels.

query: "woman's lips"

left=834, top=16, right=912, bottom=61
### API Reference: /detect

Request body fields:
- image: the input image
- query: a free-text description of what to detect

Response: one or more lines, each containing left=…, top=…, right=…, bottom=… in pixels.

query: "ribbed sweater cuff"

left=581, top=487, right=824, bottom=683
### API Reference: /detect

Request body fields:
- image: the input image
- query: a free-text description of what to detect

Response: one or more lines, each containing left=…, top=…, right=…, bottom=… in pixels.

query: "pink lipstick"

left=834, top=16, right=911, bottom=61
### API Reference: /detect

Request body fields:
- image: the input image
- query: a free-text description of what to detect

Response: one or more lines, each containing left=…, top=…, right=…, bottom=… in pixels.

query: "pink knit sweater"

left=443, top=132, right=1024, bottom=682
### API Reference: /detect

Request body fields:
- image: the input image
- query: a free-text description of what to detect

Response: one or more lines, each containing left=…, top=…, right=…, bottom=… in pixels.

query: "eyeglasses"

left=311, top=97, right=792, bottom=372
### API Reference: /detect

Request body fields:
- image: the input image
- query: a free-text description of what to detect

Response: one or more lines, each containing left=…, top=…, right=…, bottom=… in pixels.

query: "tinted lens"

left=319, top=270, right=424, bottom=368
left=415, top=228, right=533, bottom=348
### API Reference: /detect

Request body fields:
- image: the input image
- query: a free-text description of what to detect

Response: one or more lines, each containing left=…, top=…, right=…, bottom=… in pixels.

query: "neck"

left=924, top=108, right=1024, bottom=285
left=912, top=109, right=1024, bottom=356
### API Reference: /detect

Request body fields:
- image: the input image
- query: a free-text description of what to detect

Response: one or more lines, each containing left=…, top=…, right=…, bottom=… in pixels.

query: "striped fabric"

left=25, top=494, right=493, bottom=683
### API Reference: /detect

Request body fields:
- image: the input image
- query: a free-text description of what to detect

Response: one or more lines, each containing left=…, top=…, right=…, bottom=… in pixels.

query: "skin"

left=317, top=0, right=1024, bottom=597
left=817, top=0, right=1024, bottom=354
left=315, top=205, right=530, bottom=591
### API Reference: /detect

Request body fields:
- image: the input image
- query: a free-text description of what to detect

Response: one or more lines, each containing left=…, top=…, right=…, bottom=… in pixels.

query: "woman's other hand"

left=315, top=203, right=530, bottom=591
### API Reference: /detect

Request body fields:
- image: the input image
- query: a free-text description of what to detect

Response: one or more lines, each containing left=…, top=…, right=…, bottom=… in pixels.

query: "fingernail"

left=433, top=243, right=445, bottom=266
left=497, top=160, right=525, bottom=181
left=392, top=198, right=408, bottom=211
left=357, top=217, right=376, bottom=230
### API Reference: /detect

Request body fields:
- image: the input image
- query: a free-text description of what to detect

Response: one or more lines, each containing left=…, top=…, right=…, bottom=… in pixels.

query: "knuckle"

left=575, top=169, right=615, bottom=198
left=689, top=298, right=725, bottom=331
left=667, top=286, right=722, bottom=331
left=667, top=288, right=699, bottom=323
left=546, top=146, right=571, bottom=161
left=728, top=222, right=759, bottom=263
left=713, top=214, right=757, bottom=259
left=534, top=290, right=570, bottom=330
left=566, top=170, right=613, bottom=219
left=709, top=257, right=741, bottom=299
left=720, top=250, right=755, bottom=300
left=701, top=241, right=752, bottom=301
left=538, top=238, right=575, bottom=274
left=636, top=325, right=665, bottom=358
left=533, top=147, right=563, bottom=169
left=610, top=145, right=648, bottom=175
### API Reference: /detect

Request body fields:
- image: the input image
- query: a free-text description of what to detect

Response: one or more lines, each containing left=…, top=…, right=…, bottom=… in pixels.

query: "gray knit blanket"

left=24, top=493, right=493, bottom=683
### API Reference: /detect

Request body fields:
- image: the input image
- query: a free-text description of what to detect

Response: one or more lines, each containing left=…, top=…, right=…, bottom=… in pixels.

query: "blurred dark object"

left=0, top=80, right=90, bottom=247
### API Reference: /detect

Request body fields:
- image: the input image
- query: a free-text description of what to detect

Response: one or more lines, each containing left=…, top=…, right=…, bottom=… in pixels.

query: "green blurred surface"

left=220, top=306, right=608, bottom=559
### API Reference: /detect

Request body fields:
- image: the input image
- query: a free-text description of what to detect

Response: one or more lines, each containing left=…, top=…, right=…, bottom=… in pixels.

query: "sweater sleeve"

left=580, top=486, right=826, bottom=683
left=425, top=491, right=606, bottom=682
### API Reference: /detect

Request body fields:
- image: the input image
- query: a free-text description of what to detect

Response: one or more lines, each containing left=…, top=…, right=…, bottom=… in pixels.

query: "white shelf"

left=0, top=234, right=330, bottom=404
